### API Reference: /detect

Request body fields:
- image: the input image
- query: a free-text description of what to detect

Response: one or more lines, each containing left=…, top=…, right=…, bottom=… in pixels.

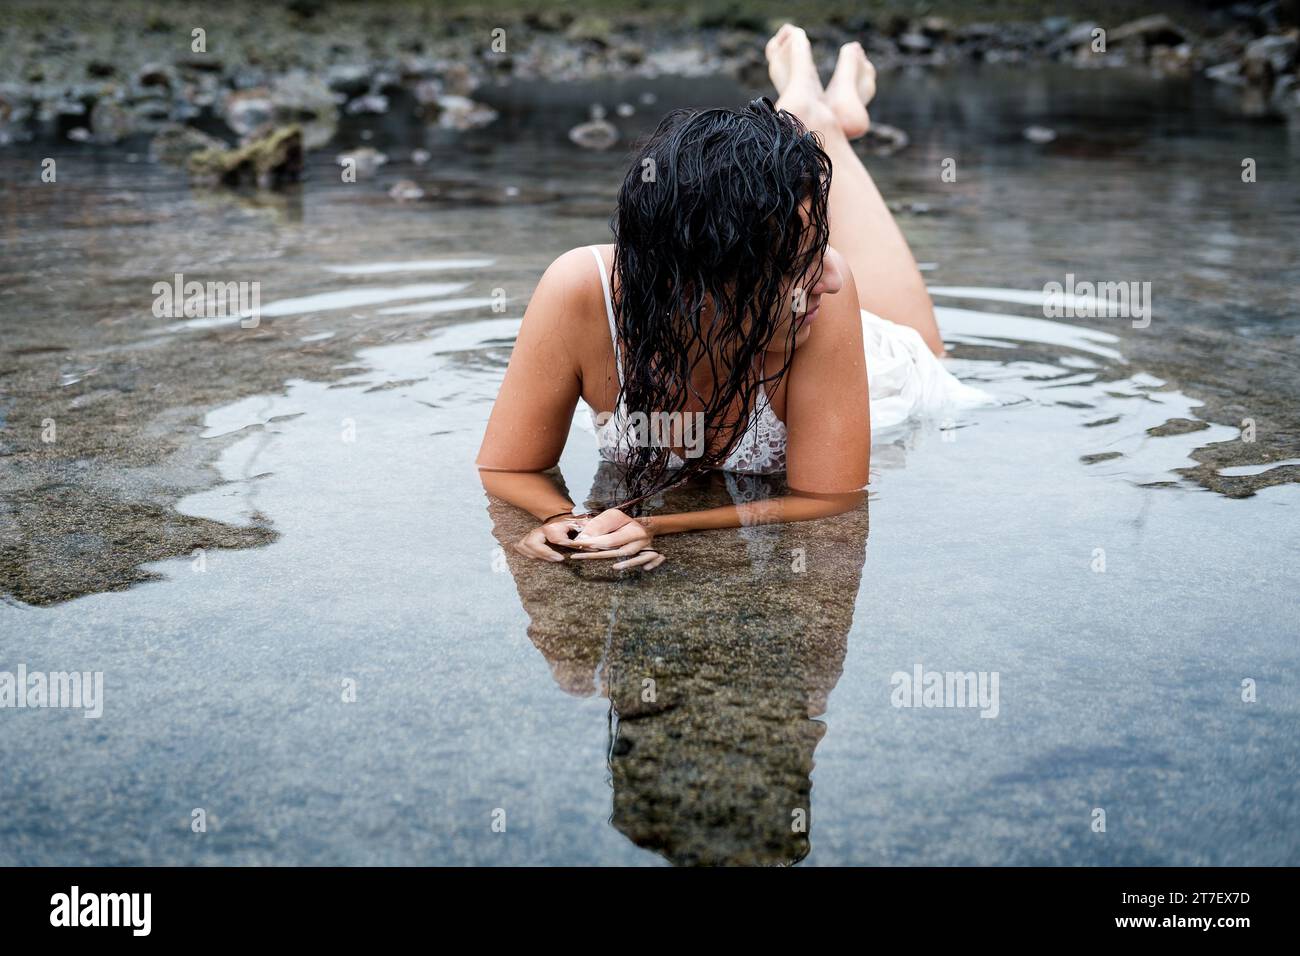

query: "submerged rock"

left=188, top=124, right=303, bottom=189
left=569, top=105, right=618, bottom=150
left=434, top=94, right=496, bottom=130
left=861, top=122, right=909, bottom=156
left=388, top=179, right=425, bottom=202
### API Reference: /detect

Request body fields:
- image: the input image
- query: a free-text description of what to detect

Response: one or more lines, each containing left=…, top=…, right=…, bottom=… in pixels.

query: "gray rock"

left=1245, top=34, right=1298, bottom=74
left=221, top=89, right=274, bottom=137
left=567, top=16, right=613, bottom=47
left=898, top=32, right=933, bottom=54
left=1151, top=43, right=1195, bottom=77
left=326, top=64, right=372, bottom=98
left=569, top=116, right=617, bottom=151
left=133, top=63, right=175, bottom=95
left=345, top=93, right=389, bottom=115
left=149, top=123, right=227, bottom=165
left=1110, top=15, right=1189, bottom=47
left=90, top=98, right=133, bottom=143
left=1052, top=21, right=1100, bottom=53
left=435, top=94, right=496, bottom=130
left=388, top=179, right=425, bottom=202
left=270, top=72, right=337, bottom=127
left=861, top=122, right=909, bottom=156
left=1206, top=60, right=1245, bottom=86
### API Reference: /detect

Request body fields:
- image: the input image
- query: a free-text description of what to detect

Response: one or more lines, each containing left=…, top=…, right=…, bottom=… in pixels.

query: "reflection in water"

left=486, top=463, right=869, bottom=865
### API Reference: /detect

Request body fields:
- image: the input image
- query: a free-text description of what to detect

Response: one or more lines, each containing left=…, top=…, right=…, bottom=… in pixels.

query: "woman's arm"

left=476, top=248, right=593, bottom=473
left=478, top=469, right=578, bottom=523
left=644, top=489, right=863, bottom=535
left=782, top=254, right=871, bottom=493
left=479, top=249, right=628, bottom=562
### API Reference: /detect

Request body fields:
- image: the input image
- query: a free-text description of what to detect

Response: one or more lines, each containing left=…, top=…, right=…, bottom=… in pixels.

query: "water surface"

left=1, top=66, right=1297, bottom=865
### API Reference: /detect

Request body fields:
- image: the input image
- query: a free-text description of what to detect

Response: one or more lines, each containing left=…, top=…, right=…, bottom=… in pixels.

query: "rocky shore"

left=2, top=1, right=1298, bottom=170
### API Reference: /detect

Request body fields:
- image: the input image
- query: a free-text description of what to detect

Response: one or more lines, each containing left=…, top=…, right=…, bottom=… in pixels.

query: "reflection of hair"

left=609, top=97, right=832, bottom=511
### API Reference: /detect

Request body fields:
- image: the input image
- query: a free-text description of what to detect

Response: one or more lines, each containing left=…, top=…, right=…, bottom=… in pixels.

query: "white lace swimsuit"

left=579, top=244, right=993, bottom=475
left=586, top=246, right=788, bottom=475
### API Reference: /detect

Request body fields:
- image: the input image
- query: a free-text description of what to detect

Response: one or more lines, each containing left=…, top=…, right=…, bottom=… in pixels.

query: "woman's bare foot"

left=825, top=42, right=877, bottom=139
left=766, top=24, right=838, bottom=133
left=765, top=24, right=803, bottom=95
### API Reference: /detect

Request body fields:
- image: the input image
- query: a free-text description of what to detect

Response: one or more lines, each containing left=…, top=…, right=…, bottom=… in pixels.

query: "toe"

left=766, top=24, right=795, bottom=59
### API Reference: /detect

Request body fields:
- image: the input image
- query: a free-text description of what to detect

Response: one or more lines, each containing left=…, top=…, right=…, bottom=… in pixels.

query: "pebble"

left=388, top=179, right=425, bottom=202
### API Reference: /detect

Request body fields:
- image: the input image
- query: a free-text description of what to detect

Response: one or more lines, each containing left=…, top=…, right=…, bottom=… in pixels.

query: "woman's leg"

left=766, top=26, right=944, bottom=356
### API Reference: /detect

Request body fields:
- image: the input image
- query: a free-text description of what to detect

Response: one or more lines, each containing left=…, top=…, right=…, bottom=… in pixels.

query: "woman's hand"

left=514, top=516, right=589, bottom=563
left=569, top=508, right=665, bottom=571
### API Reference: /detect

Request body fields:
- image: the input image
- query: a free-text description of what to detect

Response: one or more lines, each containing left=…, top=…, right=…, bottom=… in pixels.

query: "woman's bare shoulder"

left=536, top=244, right=609, bottom=300
left=527, top=245, right=608, bottom=328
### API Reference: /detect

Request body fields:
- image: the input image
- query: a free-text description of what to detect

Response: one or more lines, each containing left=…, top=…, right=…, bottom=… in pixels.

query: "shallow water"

left=1, top=66, right=1297, bottom=865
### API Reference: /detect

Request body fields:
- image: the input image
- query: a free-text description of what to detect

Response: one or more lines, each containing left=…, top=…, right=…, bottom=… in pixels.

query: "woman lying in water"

left=477, top=24, right=988, bottom=570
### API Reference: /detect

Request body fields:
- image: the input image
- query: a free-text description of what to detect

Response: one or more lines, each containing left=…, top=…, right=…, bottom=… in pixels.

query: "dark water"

left=1, top=66, right=1297, bottom=865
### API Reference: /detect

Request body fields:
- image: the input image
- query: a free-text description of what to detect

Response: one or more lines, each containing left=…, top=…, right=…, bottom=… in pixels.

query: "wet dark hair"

left=608, top=97, right=832, bottom=511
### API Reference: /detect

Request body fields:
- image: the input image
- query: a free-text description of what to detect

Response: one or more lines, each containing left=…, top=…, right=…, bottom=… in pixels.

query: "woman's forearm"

left=643, top=490, right=864, bottom=536
left=480, top=465, right=864, bottom=536
left=477, top=469, right=578, bottom=522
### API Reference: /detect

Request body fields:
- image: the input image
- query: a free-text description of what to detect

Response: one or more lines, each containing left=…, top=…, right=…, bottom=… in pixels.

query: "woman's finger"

left=541, top=521, right=585, bottom=546
left=516, top=533, right=565, bottom=562
left=572, top=508, right=628, bottom=539
left=567, top=539, right=647, bottom=560
left=612, top=550, right=663, bottom=571
left=571, top=524, right=643, bottom=551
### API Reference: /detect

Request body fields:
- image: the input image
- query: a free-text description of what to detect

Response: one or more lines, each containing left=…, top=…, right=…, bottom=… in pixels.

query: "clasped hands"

left=514, top=508, right=665, bottom=571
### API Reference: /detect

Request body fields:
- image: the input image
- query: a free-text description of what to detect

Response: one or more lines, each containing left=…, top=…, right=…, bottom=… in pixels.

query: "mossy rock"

left=188, top=124, right=303, bottom=190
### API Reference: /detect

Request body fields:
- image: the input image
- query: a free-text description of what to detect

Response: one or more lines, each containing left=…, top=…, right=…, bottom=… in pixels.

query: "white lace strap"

left=589, top=245, right=621, bottom=386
